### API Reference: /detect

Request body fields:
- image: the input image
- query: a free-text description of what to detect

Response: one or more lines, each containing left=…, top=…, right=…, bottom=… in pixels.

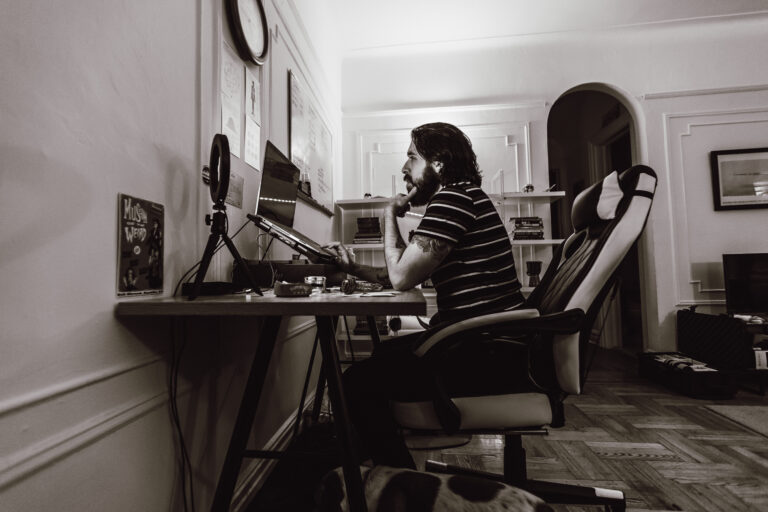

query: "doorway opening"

left=547, top=88, right=643, bottom=352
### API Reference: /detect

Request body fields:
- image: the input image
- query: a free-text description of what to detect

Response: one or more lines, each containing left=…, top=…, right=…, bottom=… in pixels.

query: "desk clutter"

left=233, top=258, right=346, bottom=290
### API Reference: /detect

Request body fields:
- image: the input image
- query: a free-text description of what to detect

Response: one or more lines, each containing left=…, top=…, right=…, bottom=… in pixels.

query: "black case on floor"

left=638, top=352, right=737, bottom=399
left=676, top=308, right=754, bottom=370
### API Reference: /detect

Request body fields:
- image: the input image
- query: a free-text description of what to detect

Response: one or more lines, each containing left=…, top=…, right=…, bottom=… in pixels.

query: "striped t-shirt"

left=414, top=181, right=525, bottom=325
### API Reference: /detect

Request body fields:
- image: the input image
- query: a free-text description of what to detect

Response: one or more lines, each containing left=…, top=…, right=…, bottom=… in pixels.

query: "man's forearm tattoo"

left=412, top=234, right=451, bottom=259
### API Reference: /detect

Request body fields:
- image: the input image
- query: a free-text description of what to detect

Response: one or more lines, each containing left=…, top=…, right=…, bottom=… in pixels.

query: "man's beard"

left=405, top=164, right=441, bottom=206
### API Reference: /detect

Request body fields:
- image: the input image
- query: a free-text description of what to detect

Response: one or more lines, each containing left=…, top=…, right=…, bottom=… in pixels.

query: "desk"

left=115, top=289, right=426, bottom=512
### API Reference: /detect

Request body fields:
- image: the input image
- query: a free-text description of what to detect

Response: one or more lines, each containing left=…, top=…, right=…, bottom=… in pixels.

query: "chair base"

left=425, top=460, right=626, bottom=512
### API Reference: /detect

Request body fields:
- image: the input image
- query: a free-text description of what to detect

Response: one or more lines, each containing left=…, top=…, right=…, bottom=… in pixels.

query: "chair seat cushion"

left=391, top=392, right=553, bottom=431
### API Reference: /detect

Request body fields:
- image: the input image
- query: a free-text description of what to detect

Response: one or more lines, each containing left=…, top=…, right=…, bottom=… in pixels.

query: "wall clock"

left=225, top=0, right=269, bottom=65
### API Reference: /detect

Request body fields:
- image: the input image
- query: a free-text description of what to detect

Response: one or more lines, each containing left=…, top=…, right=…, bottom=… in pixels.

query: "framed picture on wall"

left=710, top=147, right=768, bottom=211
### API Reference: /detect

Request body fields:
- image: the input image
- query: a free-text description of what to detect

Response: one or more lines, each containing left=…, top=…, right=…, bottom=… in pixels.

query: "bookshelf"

left=494, top=191, right=565, bottom=291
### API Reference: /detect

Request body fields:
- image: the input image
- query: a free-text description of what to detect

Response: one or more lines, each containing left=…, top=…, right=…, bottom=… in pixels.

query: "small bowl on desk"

left=274, top=281, right=313, bottom=297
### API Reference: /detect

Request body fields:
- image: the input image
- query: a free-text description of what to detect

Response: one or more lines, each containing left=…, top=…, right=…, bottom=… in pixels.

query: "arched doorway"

left=547, top=86, right=643, bottom=352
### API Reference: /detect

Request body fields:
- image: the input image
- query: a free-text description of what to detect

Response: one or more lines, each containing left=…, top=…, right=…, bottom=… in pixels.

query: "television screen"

left=256, top=141, right=300, bottom=227
left=723, top=253, right=768, bottom=315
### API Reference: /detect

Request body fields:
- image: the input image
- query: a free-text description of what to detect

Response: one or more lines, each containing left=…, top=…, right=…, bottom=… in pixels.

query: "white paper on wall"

left=221, top=42, right=242, bottom=157
left=244, top=116, right=261, bottom=170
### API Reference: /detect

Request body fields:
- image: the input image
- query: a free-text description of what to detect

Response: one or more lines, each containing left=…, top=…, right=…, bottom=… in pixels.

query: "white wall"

left=0, top=1, right=198, bottom=507
left=0, top=0, right=342, bottom=509
left=341, top=13, right=768, bottom=350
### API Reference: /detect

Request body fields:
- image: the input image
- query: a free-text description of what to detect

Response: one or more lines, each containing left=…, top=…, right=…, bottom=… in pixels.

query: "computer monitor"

left=256, top=141, right=300, bottom=227
left=723, top=253, right=768, bottom=315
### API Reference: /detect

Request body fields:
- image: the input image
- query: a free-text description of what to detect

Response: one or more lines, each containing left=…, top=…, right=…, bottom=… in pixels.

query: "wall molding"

left=689, top=280, right=725, bottom=295
left=0, top=355, right=163, bottom=418
left=0, top=389, right=167, bottom=490
left=642, top=83, right=768, bottom=101
left=661, top=105, right=768, bottom=307
left=0, top=317, right=315, bottom=494
left=353, top=119, right=533, bottom=199
left=286, top=318, right=316, bottom=339
left=343, top=101, right=547, bottom=120
left=0, top=318, right=314, bottom=420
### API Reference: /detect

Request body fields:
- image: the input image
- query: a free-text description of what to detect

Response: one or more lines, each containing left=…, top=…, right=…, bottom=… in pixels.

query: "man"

left=325, top=122, right=525, bottom=469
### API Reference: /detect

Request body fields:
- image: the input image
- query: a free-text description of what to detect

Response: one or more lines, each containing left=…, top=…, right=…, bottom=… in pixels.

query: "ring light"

left=209, top=134, right=231, bottom=206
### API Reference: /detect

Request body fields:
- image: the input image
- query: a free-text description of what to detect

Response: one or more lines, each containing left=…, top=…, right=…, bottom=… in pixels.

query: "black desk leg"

left=295, top=330, right=321, bottom=436
left=366, top=316, right=382, bottom=349
left=211, top=316, right=282, bottom=511
left=311, top=316, right=339, bottom=424
left=315, top=315, right=368, bottom=512
left=311, top=366, right=326, bottom=423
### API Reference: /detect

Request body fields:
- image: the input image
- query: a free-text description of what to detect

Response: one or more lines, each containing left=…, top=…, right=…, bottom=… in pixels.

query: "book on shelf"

left=512, top=232, right=545, bottom=240
left=509, top=215, right=544, bottom=240
left=510, top=216, right=543, bottom=227
left=354, top=216, right=383, bottom=244
left=510, top=216, right=542, bottom=221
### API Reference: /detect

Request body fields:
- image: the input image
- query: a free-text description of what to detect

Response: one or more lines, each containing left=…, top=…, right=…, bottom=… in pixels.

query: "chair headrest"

left=571, top=165, right=656, bottom=231
left=571, top=171, right=622, bottom=231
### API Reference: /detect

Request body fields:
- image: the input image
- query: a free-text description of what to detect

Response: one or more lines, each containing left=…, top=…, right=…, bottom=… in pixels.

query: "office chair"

left=390, top=165, right=657, bottom=511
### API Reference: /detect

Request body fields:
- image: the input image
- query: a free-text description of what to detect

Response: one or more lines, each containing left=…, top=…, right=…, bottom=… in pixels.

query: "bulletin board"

left=288, top=70, right=333, bottom=212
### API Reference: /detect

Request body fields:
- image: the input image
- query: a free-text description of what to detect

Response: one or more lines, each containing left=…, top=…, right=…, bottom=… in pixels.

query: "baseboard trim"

left=230, top=391, right=317, bottom=512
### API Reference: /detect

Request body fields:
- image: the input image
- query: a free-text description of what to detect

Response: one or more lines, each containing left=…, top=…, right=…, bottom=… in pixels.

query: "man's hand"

left=323, top=242, right=355, bottom=274
left=323, top=242, right=390, bottom=285
left=388, top=187, right=419, bottom=217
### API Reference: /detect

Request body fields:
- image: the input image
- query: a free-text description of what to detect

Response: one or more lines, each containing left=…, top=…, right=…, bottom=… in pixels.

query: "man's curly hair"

left=411, top=122, right=482, bottom=186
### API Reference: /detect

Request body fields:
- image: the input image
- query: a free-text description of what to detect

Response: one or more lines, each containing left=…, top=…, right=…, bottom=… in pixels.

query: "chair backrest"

left=525, top=165, right=657, bottom=394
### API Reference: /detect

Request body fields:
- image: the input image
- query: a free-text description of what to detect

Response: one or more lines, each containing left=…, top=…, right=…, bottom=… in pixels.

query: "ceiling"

left=329, top=0, right=768, bottom=54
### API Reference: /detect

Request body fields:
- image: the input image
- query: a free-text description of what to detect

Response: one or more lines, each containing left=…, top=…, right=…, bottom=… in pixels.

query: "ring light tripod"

left=188, top=134, right=262, bottom=300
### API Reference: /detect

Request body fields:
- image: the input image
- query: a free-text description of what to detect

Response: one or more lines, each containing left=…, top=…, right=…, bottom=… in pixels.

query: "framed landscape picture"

left=710, top=147, right=768, bottom=211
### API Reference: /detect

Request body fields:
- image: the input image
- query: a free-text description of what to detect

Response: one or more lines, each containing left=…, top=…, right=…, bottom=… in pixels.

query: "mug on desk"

left=304, top=275, right=326, bottom=292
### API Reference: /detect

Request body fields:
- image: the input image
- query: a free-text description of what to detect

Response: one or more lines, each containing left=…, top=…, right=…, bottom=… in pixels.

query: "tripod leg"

left=189, top=232, right=221, bottom=300
left=221, top=234, right=263, bottom=295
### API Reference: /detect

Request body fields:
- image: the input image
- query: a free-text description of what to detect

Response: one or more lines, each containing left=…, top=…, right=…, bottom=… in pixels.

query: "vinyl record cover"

left=117, top=193, right=164, bottom=296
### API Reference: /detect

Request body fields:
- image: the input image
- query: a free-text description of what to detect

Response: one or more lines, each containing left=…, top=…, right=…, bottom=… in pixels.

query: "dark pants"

left=342, top=331, right=532, bottom=468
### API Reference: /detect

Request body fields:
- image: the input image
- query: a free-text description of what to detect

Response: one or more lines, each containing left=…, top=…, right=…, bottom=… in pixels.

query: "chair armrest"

left=407, top=308, right=584, bottom=434
left=414, top=308, right=585, bottom=358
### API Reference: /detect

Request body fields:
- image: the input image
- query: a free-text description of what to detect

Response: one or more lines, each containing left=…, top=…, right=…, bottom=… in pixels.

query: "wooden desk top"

left=115, top=289, right=426, bottom=317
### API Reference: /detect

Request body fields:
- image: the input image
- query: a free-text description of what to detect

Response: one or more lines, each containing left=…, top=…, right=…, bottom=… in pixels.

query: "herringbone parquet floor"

left=413, top=349, right=768, bottom=512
